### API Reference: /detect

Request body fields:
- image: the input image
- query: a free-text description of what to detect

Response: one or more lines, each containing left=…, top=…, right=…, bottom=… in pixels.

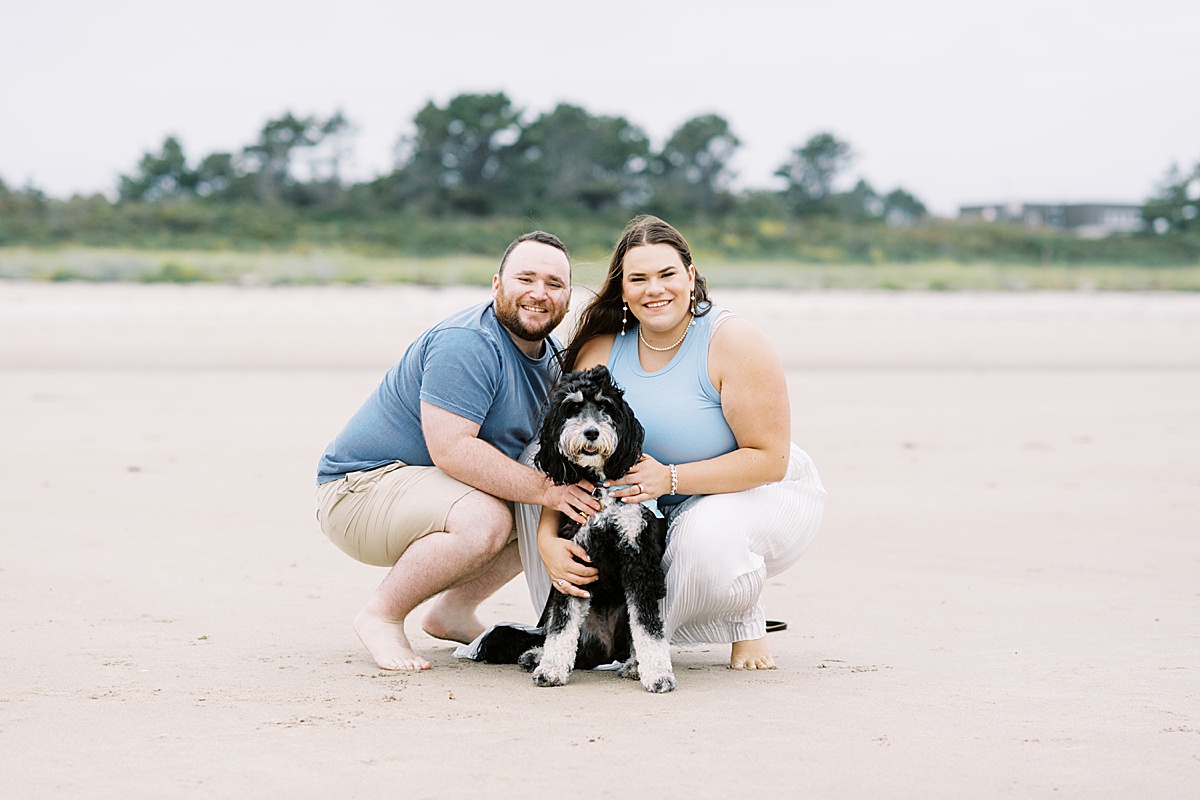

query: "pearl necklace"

left=638, top=316, right=694, bottom=352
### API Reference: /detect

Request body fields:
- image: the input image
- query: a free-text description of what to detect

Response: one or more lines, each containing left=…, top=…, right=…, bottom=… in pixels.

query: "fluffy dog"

left=475, top=365, right=676, bottom=693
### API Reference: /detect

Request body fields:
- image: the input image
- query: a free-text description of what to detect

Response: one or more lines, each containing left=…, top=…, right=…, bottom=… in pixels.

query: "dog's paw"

left=517, top=646, right=543, bottom=673
left=617, top=658, right=640, bottom=681
left=642, top=672, right=677, bottom=694
left=532, top=665, right=570, bottom=687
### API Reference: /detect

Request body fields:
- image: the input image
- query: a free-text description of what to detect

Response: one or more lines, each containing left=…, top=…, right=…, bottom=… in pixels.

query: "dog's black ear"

left=535, top=398, right=572, bottom=485
left=601, top=369, right=646, bottom=480
left=536, top=373, right=588, bottom=486
left=607, top=406, right=645, bottom=479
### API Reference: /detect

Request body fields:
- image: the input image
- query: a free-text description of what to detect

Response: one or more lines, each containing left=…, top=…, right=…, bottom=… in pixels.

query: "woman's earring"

left=690, top=289, right=695, bottom=315
left=620, top=302, right=627, bottom=335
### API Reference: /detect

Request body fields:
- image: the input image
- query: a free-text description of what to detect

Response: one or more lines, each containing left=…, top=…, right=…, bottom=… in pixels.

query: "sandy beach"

left=1, top=282, right=1197, bottom=798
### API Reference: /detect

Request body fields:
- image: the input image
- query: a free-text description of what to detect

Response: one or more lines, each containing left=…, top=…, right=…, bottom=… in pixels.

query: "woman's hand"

left=606, top=454, right=673, bottom=503
left=539, top=533, right=597, bottom=598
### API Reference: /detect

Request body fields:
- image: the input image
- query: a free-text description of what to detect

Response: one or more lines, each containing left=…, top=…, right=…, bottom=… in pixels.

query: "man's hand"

left=543, top=480, right=601, bottom=525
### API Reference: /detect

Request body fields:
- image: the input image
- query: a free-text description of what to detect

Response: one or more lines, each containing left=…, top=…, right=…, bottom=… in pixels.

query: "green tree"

left=118, top=135, right=197, bottom=202
left=1143, top=161, right=1200, bottom=234
left=391, top=93, right=523, bottom=214
left=775, top=132, right=854, bottom=217
left=838, top=178, right=883, bottom=220
left=192, top=152, right=242, bottom=200
left=242, top=112, right=329, bottom=205
left=287, top=110, right=354, bottom=206
left=514, top=103, right=651, bottom=214
left=650, top=113, right=740, bottom=218
left=881, top=188, right=928, bottom=226
left=837, top=180, right=928, bottom=224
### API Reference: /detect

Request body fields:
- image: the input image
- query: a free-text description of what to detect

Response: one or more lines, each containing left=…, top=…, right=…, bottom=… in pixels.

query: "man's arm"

left=420, top=401, right=598, bottom=522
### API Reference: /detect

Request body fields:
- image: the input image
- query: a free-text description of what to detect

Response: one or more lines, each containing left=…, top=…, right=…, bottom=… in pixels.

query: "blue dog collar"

left=606, top=484, right=664, bottom=519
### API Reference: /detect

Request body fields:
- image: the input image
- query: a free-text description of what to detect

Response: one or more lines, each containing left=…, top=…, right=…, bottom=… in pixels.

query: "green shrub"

left=138, top=261, right=214, bottom=283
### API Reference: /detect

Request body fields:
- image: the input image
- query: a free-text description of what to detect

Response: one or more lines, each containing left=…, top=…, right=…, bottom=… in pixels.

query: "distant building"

left=958, top=202, right=1144, bottom=238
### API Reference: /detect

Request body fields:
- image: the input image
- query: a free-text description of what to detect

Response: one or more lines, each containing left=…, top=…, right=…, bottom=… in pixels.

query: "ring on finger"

left=636, top=483, right=643, bottom=494
left=556, top=579, right=568, bottom=587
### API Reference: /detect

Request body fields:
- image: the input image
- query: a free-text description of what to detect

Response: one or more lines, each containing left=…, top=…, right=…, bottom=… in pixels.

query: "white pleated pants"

left=515, top=443, right=825, bottom=645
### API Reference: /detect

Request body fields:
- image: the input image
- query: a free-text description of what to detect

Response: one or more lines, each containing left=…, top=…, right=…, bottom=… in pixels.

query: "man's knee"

left=446, top=490, right=515, bottom=552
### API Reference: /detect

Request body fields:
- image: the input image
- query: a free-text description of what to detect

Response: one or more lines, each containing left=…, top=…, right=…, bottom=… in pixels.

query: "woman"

left=522, top=215, right=825, bottom=670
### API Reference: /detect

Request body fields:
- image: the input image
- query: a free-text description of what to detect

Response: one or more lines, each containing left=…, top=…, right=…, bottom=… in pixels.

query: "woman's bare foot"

left=354, top=607, right=430, bottom=671
left=420, top=593, right=486, bottom=645
left=730, top=637, right=776, bottom=670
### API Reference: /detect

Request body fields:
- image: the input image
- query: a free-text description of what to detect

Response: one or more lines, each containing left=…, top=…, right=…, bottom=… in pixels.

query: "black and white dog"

left=475, top=365, right=676, bottom=693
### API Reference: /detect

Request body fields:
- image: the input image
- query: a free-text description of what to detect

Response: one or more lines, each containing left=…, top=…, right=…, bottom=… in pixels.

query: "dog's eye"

left=557, top=397, right=582, bottom=413
left=592, top=394, right=619, bottom=412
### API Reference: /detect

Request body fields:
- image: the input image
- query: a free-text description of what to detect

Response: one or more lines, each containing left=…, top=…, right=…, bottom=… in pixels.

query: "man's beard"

left=494, top=288, right=565, bottom=343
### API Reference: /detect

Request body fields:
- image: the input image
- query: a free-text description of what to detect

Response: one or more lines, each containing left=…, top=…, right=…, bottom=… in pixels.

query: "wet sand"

left=2, top=282, right=1197, bottom=798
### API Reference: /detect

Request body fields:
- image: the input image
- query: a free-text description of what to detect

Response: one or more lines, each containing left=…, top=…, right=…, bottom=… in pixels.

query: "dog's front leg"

left=532, top=594, right=591, bottom=687
left=626, top=590, right=676, bottom=694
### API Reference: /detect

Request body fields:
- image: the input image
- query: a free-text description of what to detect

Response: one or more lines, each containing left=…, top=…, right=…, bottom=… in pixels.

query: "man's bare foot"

left=354, top=607, right=430, bottom=671
left=420, top=593, right=486, bottom=644
left=730, top=637, right=776, bottom=670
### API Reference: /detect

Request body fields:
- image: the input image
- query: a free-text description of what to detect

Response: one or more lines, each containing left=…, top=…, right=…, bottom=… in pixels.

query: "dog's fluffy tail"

left=473, top=623, right=546, bottom=664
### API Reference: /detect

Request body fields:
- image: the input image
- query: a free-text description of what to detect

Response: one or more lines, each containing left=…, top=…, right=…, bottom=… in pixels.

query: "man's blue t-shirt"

left=317, top=301, right=558, bottom=484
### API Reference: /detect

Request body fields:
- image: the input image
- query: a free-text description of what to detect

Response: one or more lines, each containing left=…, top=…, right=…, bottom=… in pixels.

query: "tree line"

left=1, top=92, right=1196, bottom=264
left=108, top=92, right=927, bottom=225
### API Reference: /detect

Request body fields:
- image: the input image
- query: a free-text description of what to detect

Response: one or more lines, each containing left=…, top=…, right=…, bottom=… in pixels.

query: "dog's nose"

left=583, top=427, right=599, bottom=441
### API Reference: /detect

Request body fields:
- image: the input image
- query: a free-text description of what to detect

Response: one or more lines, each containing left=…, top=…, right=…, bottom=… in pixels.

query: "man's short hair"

left=498, top=231, right=569, bottom=276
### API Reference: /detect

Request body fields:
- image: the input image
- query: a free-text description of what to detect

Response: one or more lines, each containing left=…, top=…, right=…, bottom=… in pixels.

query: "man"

left=316, top=231, right=600, bottom=671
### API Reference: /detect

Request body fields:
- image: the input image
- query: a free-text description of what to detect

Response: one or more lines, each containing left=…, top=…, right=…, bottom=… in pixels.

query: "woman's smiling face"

left=621, top=243, right=695, bottom=333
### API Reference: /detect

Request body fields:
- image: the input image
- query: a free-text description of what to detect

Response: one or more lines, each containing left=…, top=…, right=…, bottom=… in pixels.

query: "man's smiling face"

left=492, top=240, right=571, bottom=344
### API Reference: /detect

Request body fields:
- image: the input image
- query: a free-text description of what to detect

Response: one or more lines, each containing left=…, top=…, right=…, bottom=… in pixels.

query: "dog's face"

left=556, top=388, right=620, bottom=474
left=537, top=365, right=644, bottom=485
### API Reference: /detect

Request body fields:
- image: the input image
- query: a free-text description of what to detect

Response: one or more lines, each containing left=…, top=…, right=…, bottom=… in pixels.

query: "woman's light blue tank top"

left=608, top=306, right=739, bottom=505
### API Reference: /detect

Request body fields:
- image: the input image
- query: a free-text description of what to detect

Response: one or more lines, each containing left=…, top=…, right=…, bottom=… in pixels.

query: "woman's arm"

left=707, top=315, right=792, bottom=483
left=537, top=506, right=597, bottom=597
left=609, top=316, right=791, bottom=501
left=573, top=333, right=615, bottom=371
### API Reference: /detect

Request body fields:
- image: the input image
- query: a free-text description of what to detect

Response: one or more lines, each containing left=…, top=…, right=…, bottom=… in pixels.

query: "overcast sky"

left=3, top=0, right=1197, bottom=216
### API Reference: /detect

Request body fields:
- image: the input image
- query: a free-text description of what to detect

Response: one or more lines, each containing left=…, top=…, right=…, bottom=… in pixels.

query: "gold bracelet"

left=669, top=464, right=678, bottom=495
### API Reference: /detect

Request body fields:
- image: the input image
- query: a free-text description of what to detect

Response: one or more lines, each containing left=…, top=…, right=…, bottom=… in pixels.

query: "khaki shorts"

left=315, top=461, right=476, bottom=567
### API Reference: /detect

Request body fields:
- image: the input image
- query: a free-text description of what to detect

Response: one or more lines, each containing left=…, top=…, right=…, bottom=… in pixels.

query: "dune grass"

left=2, top=246, right=1199, bottom=291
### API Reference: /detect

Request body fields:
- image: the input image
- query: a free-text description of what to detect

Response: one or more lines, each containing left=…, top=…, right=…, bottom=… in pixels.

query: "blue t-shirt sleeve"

left=418, top=328, right=501, bottom=424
